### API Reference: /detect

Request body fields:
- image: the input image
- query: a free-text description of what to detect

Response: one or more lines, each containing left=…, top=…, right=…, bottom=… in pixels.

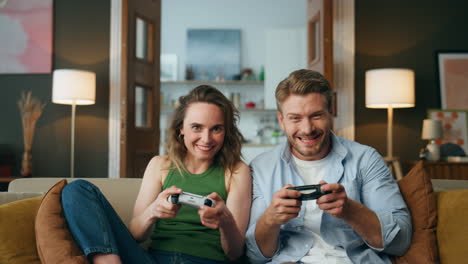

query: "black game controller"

left=168, top=192, right=216, bottom=208
left=287, top=184, right=331, bottom=200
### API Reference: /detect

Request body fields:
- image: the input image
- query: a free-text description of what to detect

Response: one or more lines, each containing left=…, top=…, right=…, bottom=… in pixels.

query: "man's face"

left=277, top=93, right=332, bottom=161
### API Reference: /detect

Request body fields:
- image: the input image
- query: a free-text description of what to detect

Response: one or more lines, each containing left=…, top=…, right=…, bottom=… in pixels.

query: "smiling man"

left=245, top=69, right=412, bottom=264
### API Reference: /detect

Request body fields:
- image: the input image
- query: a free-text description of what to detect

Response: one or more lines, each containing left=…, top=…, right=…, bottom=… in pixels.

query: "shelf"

left=161, top=80, right=264, bottom=85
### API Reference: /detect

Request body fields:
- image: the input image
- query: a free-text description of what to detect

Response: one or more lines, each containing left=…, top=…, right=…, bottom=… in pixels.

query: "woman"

left=62, top=85, right=252, bottom=264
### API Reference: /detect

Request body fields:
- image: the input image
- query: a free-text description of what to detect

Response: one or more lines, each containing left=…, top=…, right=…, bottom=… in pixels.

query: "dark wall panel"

left=355, top=0, right=468, bottom=170
left=0, top=0, right=110, bottom=178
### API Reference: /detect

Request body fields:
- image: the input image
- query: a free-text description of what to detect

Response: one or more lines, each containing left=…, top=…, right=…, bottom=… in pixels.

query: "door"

left=307, top=0, right=333, bottom=85
left=109, top=0, right=161, bottom=178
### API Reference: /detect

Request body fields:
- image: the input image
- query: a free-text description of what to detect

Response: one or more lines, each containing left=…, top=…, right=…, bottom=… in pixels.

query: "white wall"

left=161, top=0, right=307, bottom=80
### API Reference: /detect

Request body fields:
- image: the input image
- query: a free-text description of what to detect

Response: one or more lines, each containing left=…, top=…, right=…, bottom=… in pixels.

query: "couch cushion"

left=437, top=189, right=468, bottom=264
left=0, top=192, right=44, bottom=206
left=10, top=177, right=142, bottom=226
left=35, top=179, right=88, bottom=264
left=0, top=196, right=43, bottom=264
left=393, top=161, right=438, bottom=264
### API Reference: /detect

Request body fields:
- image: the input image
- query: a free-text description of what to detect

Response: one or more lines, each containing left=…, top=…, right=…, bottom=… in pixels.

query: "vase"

left=20, top=150, right=32, bottom=177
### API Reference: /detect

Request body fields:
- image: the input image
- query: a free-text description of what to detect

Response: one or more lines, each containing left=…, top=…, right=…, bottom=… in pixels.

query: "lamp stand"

left=71, top=103, right=76, bottom=178
left=384, top=107, right=403, bottom=180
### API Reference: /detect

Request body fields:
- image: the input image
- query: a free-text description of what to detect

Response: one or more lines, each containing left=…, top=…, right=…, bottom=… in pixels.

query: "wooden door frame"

left=107, top=0, right=355, bottom=178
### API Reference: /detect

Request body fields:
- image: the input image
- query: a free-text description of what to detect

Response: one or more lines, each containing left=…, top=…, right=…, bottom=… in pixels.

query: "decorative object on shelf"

left=0, top=0, right=53, bottom=74
left=160, top=54, right=178, bottom=81
left=366, top=68, right=415, bottom=180
left=185, top=64, right=194, bottom=80
left=421, top=119, right=443, bottom=161
left=241, top=68, right=256, bottom=81
left=258, top=65, right=265, bottom=81
left=17, top=91, right=46, bottom=177
left=435, top=50, right=468, bottom=109
left=52, top=69, right=96, bottom=178
left=186, top=29, right=241, bottom=81
left=428, top=109, right=468, bottom=155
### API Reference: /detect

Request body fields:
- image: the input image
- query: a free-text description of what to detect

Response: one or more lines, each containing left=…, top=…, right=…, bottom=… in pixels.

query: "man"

left=245, top=69, right=412, bottom=264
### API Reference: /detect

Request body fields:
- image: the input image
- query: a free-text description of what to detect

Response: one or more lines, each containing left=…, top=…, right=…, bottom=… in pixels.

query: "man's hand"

left=263, top=184, right=302, bottom=226
left=316, top=181, right=349, bottom=218
left=317, top=181, right=383, bottom=248
left=255, top=184, right=302, bottom=257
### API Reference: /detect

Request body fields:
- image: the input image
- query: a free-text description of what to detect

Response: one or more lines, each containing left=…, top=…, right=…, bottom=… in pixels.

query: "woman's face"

left=180, top=103, right=225, bottom=163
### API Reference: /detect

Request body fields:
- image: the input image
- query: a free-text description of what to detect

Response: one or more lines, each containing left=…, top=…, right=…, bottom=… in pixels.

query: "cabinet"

left=407, top=161, right=468, bottom=180
left=159, top=81, right=281, bottom=163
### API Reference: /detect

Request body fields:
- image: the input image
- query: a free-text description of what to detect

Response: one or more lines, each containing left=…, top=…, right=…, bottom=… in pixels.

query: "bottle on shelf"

left=259, top=65, right=265, bottom=81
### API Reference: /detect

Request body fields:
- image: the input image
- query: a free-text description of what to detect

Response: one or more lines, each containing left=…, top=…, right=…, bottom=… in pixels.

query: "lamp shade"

left=422, top=119, right=443, bottom=140
left=52, top=69, right=96, bottom=105
left=365, top=68, right=415, bottom=108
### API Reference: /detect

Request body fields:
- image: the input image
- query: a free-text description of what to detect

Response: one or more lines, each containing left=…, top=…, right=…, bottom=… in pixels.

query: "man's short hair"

left=275, top=69, right=333, bottom=112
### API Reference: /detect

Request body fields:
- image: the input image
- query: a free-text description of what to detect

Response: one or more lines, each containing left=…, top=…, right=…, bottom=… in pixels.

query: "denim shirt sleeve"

left=359, top=149, right=412, bottom=256
left=245, top=165, right=277, bottom=264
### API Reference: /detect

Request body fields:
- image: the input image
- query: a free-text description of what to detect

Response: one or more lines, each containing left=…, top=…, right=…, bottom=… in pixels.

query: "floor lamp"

left=365, top=68, right=415, bottom=180
left=52, top=69, right=96, bottom=178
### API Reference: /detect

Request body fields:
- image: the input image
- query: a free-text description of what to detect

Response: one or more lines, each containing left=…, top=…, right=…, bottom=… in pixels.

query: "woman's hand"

left=198, top=192, right=231, bottom=229
left=147, top=185, right=182, bottom=219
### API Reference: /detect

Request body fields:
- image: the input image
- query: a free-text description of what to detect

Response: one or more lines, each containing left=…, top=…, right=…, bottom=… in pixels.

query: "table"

left=406, top=161, right=468, bottom=180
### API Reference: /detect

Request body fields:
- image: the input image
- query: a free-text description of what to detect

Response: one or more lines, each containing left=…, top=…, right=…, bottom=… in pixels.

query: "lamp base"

left=426, top=140, right=440, bottom=161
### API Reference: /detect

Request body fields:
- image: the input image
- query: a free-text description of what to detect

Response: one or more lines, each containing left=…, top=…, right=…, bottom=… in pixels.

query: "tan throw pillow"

left=0, top=196, right=43, bottom=264
left=392, top=161, right=438, bottom=264
left=437, top=189, right=468, bottom=264
left=35, top=179, right=88, bottom=264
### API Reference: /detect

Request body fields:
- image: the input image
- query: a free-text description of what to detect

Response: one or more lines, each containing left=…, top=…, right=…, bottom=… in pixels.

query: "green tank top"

left=150, top=164, right=228, bottom=261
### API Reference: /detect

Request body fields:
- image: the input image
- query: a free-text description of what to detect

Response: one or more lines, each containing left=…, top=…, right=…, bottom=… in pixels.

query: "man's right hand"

left=263, top=184, right=302, bottom=226
left=255, top=184, right=302, bottom=257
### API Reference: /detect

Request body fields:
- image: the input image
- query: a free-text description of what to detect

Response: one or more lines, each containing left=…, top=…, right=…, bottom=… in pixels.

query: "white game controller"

left=168, top=192, right=216, bottom=208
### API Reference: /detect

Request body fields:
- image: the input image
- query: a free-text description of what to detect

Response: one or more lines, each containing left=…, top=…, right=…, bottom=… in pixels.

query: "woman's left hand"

left=198, top=192, right=230, bottom=229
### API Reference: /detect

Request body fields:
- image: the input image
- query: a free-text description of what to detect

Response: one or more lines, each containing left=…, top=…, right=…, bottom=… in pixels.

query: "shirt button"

left=304, top=244, right=309, bottom=248
left=296, top=226, right=302, bottom=231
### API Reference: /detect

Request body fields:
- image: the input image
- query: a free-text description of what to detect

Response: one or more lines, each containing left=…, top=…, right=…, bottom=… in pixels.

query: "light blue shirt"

left=246, top=134, right=412, bottom=264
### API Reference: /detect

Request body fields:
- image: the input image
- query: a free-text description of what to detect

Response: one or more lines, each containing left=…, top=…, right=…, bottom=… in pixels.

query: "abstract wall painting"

left=436, top=51, right=468, bottom=109
left=186, top=29, right=241, bottom=81
left=0, top=0, right=53, bottom=74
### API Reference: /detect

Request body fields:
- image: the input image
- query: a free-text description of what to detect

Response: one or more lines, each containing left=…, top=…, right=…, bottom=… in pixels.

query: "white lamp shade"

left=365, top=68, right=415, bottom=108
left=52, top=69, right=96, bottom=105
left=422, top=119, right=443, bottom=140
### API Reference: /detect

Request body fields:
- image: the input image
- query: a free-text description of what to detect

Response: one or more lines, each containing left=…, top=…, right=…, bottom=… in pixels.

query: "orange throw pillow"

left=35, top=179, right=88, bottom=264
left=393, top=161, right=438, bottom=264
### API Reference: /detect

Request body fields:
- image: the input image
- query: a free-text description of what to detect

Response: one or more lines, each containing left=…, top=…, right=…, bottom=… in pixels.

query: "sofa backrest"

left=9, top=178, right=142, bottom=226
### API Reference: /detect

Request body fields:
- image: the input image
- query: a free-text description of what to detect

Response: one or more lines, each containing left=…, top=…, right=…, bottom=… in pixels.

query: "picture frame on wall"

left=435, top=50, right=468, bottom=109
left=428, top=109, right=468, bottom=155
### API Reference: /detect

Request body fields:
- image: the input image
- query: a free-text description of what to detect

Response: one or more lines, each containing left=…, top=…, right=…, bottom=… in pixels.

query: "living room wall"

left=0, top=0, right=110, bottom=178
left=355, top=0, right=468, bottom=171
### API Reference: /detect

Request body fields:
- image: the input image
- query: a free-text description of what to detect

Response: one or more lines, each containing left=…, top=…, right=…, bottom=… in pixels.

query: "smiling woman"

left=60, top=85, right=252, bottom=263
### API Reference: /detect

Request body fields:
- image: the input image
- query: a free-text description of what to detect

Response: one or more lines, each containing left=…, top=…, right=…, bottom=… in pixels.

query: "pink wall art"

left=0, top=0, right=53, bottom=74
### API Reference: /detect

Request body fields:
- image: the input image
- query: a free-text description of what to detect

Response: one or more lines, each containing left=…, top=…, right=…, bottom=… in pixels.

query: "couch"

left=1, top=164, right=468, bottom=264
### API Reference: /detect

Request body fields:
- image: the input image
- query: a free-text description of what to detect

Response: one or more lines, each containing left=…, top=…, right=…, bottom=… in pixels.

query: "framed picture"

left=186, top=29, right=241, bottom=81
left=160, top=54, right=177, bottom=81
left=0, top=0, right=53, bottom=74
left=428, top=109, right=468, bottom=155
left=435, top=51, right=468, bottom=109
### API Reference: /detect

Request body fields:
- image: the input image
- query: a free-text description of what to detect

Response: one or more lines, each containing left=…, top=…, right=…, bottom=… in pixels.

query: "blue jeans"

left=62, top=180, right=225, bottom=264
